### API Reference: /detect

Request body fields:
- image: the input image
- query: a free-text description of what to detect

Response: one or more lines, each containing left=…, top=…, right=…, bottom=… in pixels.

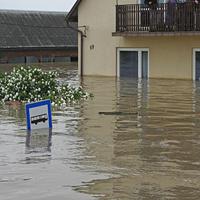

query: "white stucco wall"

left=77, top=0, right=200, bottom=79
left=78, top=0, right=120, bottom=76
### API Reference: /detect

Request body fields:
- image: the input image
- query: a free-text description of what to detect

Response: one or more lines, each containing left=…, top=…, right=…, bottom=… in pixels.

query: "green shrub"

left=0, top=71, right=4, bottom=79
left=0, top=66, right=92, bottom=106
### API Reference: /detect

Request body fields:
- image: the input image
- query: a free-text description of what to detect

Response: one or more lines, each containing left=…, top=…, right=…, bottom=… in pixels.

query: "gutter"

left=65, top=18, right=86, bottom=77
left=0, top=46, right=77, bottom=52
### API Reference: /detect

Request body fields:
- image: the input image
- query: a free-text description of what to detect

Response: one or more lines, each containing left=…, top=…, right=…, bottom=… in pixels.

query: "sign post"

left=26, top=99, right=52, bottom=131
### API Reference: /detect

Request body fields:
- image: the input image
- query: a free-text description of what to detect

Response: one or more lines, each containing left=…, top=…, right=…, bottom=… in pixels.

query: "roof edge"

left=0, top=46, right=78, bottom=51
left=0, top=9, right=67, bottom=15
left=66, top=0, right=81, bottom=22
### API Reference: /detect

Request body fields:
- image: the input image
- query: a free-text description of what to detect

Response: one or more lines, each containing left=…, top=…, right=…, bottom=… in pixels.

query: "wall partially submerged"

left=77, top=0, right=200, bottom=79
left=0, top=10, right=78, bottom=64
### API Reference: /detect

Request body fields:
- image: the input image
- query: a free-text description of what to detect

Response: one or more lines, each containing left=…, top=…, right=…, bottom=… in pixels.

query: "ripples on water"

left=0, top=65, right=200, bottom=199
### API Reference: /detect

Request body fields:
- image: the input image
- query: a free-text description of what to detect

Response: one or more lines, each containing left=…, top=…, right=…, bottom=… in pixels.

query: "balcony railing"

left=116, top=3, right=200, bottom=33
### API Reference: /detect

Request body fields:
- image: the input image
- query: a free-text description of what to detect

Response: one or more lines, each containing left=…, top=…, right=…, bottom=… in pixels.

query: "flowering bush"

left=0, top=66, right=92, bottom=106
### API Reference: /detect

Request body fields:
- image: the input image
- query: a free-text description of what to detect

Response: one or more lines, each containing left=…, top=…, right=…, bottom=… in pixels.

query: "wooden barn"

left=0, top=10, right=77, bottom=64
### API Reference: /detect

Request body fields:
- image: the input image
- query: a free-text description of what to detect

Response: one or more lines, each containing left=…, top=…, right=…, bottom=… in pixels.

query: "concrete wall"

left=78, top=0, right=200, bottom=79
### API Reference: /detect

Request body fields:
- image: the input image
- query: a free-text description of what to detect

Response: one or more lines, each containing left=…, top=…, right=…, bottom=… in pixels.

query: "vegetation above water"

left=0, top=66, right=92, bottom=106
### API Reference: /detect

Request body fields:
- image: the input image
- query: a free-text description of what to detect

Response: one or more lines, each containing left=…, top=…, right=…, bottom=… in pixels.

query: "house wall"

left=119, top=36, right=200, bottom=79
left=78, top=0, right=200, bottom=79
left=0, top=49, right=78, bottom=64
left=78, top=0, right=118, bottom=76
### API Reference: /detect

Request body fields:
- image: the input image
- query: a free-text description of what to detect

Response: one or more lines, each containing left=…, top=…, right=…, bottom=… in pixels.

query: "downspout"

left=66, top=19, right=86, bottom=77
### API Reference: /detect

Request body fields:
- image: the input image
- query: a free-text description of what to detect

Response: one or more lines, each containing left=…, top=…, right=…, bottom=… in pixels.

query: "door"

left=118, top=49, right=149, bottom=79
left=142, top=51, right=148, bottom=79
left=120, top=51, right=138, bottom=78
left=195, top=50, right=200, bottom=80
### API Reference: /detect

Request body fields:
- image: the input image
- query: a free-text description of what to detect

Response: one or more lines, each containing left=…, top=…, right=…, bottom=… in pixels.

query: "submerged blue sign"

left=26, top=99, right=52, bottom=131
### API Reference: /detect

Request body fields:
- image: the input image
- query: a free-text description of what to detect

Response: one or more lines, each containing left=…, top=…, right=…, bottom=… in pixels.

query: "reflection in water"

left=24, top=129, right=52, bottom=165
left=1, top=65, right=200, bottom=200
left=26, top=129, right=52, bottom=153
left=75, top=78, right=200, bottom=200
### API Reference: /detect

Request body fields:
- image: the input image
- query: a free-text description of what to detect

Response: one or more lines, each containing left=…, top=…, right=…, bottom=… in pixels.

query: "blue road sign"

left=26, top=99, right=52, bottom=131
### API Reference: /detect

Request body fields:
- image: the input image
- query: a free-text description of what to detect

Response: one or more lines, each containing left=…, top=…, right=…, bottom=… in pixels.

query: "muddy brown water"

left=0, top=64, right=200, bottom=200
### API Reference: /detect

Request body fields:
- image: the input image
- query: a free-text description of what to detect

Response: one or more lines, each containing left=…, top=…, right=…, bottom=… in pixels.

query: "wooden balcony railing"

left=116, top=3, right=200, bottom=33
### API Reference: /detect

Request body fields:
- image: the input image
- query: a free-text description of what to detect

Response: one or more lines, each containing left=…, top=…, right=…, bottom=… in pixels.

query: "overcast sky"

left=0, top=0, right=77, bottom=12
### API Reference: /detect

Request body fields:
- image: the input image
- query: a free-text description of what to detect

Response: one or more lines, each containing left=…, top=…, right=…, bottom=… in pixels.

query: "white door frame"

left=193, top=48, right=200, bottom=81
left=117, top=48, right=149, bottom=78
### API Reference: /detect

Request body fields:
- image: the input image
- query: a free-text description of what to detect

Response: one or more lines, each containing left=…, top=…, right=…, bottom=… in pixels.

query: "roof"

left=0, top=10, right=77, bottom=50
left=66, top=0, right=81, bottom=22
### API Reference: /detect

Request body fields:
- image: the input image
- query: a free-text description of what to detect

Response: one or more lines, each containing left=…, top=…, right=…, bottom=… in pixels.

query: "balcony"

left=113, top=3, right=200, bottom=36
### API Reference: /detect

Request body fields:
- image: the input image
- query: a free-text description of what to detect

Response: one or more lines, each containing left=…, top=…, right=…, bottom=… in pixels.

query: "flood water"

left=0, top=64, right=200, bottom=200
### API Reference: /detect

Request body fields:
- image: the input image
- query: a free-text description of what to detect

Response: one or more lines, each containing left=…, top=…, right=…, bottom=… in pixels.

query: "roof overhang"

left=0, top=46, right=77, bottom=52
left=66, top=0, right=81, bottom=22
left=112, top=31, right=200, bottom=37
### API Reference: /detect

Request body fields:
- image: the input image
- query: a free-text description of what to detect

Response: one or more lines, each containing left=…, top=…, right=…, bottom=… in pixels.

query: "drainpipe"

left=66, top=19, right=86, bottom=77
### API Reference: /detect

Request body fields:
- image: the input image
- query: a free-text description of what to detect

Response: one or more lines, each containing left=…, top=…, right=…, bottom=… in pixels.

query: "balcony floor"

left=112, top=31, right=200, bottom=37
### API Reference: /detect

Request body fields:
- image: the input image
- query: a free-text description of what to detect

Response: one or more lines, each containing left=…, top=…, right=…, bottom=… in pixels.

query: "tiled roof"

left=0, top=10, right=77, bottom=50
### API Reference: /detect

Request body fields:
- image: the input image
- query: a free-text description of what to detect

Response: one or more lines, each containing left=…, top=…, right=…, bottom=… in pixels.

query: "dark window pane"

left=142, top=51, right=148, bottom=79
left=120, top=51, right=138, bottom=78
left=196, top=52, right=200, bottom=80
